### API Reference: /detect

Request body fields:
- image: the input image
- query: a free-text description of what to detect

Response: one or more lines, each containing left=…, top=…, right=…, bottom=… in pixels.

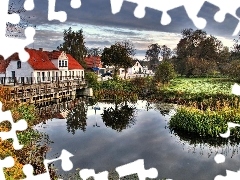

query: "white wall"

left=128, top=61, right=143, bottom=74
left=6, top=60, right=34, bottom=78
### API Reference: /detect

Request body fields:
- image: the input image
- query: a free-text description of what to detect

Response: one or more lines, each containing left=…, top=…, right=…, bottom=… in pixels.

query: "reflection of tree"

left=154, top=103, right=175, bottom=116
left=101, top=103, right=136, bottom=132
left=66, top=101, right=87, bottom=134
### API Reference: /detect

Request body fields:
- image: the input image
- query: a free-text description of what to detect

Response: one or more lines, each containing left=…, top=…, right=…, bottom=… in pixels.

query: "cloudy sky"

left=17, top=0, right=240, bottom=59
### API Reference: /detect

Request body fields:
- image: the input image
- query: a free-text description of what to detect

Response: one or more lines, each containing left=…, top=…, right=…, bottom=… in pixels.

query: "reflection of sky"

left=35, top=101, right=240, bottom=179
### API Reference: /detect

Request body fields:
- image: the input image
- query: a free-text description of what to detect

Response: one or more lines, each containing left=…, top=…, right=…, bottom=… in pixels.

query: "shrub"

left=154, top=61, right=176, bottom=85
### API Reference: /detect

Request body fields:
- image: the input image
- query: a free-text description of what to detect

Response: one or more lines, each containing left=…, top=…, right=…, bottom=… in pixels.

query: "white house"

left=0, top=48, right=84, bottom=84
left=127, top=60, right=143, bottom=74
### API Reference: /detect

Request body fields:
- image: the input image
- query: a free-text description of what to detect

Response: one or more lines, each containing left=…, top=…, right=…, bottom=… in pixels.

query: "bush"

left=154, top=61, right=176, bottom=85
left=169, top=106, right=240, bottom=138
left=85, top=72, right=99, bottom=89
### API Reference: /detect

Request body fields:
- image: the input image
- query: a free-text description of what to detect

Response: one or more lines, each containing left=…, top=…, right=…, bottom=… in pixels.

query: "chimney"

left=39, top=48, right=43, bottom=51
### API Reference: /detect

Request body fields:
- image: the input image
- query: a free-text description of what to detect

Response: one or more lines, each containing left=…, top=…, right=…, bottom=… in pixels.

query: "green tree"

left=145, top=43, right=161, bottom=71
left=154, top=61, right=176, bottom=85
left=85, top=72, right=99, bottom=89
left=116, top=40, right=136, bottom=79
left=101, top=42, right=133, bottom=79
left=57, top=27, right=87, bottom=69
left=161, top=45, right=172, bottom=60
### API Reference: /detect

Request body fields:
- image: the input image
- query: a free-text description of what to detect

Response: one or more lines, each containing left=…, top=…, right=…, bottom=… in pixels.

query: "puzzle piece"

left=0, top=0, right=35, bottom=62
left=206, top=0, right=240, bottom=35
left=115, top=159, right=158, bottom=180
left=214, top=154, right=240, bottom=180
left=110, top=0, right=207, bottom=28
left=24, top=0, right=35, bottom=11
left=79, top=169, right=109, bottom=180
left=110, top=0, right=240, bottom=35
left=0, top=156, right=14, bottom=180
left=0, top=102, right=28, bottom=150
left=70, top=0, right=82, bottom=9
left=22, top=149, right=74, bottom=180
left=220, top=122, right=240, bottom=138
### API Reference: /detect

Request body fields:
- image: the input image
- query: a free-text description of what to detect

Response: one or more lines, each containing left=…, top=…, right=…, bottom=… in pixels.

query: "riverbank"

left=92, top=76, right=240, bottom=138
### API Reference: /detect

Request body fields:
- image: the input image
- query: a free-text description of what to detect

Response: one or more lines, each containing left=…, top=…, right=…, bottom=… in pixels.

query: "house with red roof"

left=84, top=55, right=107, bottom=74
left=0, top=48, right=84, bottom=84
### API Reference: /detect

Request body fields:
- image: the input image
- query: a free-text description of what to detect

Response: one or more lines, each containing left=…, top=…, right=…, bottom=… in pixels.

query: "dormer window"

left=17, top=61, right=21, bottom=69
left=65, top=60, right=67, bottom=67
left=59, top=60, right=61, bottom=67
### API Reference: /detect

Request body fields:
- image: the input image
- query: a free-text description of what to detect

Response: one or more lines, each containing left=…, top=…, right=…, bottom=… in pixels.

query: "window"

left=65, top=61, right=67, bottom=67
left=17, top=61, right=21, bottom=69
left=47, top=71, right=50, bottom=81
left=72, top=71, right=74, bottom=78
left=60, top=71, right=62, bottom=80
left=69, top=71, right=71, bottom=78
left=65, top=71, right=67, bottom=79
left=59, top=60, right=61, bottom=67
left=136, top=63, right=138, bottom=66
left=37, top=72, right=40, bottom=82
left=42, top=72, right=45, bottom=81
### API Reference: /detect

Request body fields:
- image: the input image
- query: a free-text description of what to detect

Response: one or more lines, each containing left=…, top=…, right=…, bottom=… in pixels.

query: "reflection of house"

left=0, top=48, right=84, bottom=84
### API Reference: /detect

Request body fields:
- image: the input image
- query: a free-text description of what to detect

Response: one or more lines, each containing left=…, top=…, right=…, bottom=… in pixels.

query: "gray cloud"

left=22, top=0, right=238, bottom=59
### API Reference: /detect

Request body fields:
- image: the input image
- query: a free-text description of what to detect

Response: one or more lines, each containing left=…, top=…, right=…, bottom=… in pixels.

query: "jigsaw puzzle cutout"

left=0, top=102, right=28, bottom=150
left=212, top=83, right=240, bottom=180
left=22, top=149, right=74, bottom=180
left=79, top=169, right=109, bottom=180
left=110, top=0, right=240, bottom=35
left=0, top=156, right=14, bottom=180
left=0, top=0, right=35, bottom=62
left=1, top=0, right=240, bottom=179
left=116, top=159, right=158, bottom=180
left=0, top=0, right=82, bottom=63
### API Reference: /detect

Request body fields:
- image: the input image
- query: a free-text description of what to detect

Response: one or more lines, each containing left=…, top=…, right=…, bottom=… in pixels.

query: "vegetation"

left=145, top=43, right=172, bottom=71
left=101, top=41, right=134, bottom=79
left=154, top=61, right=176, bottom=85
left=0, top=87, right=57, bottom=179
left=57, top=27, right=88, bottom=69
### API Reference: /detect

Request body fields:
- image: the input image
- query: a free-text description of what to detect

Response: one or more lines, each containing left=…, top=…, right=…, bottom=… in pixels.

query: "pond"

left=35, top=100, right=240, bottom=180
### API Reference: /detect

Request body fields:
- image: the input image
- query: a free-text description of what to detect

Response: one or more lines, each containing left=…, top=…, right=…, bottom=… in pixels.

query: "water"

left=35, top=100, right=240, bottom=180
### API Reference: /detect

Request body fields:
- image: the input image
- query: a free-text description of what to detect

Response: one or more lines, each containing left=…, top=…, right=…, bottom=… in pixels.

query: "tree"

left=57, top=27, right=87, bottom=69
left=145, top=43, right=161, bottom=71
left=116, top=40, right=136, bottom=79
left=161, top=45, right=172, bottom=60
left=101, top=42, right=133, bottom=79
left=7, top=0, right=36, bottom=37
left=175, top=28, right=225, bottom=76
left=154, top=61, right=176, bottom=85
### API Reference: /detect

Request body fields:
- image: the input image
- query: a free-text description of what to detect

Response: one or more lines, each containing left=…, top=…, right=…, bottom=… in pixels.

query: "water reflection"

left=35, top=100, right=240, bottom=180
left=101, top=102, right=137, bottom=132
left=66, top=101, right=88, bottom=134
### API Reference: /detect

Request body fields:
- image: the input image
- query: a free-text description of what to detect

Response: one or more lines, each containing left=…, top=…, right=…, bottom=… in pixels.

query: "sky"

left=16, top=0, right=240, bottom=60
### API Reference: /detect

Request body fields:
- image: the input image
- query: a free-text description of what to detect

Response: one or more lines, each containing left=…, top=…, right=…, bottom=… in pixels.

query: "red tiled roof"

left=67, top=54, right=84, bottom=70
left=0, top=49, right=84, bottom=72
left=26, top=49, right=58, bottom=70
left=84, top=56, right=102, bottom=68
left=0, top=53, right=19, bottom=73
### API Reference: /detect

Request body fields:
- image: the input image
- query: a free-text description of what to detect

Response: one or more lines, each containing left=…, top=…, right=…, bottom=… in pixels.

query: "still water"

left=35, top=100, right=240, bottom=180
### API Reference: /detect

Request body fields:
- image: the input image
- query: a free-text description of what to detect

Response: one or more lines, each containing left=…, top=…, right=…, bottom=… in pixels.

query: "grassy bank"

left=164, top=77, right=240, bottom=138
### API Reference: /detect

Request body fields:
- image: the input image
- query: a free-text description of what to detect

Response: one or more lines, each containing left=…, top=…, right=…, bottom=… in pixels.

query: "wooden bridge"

left=0, top=76, right=91, bottom=105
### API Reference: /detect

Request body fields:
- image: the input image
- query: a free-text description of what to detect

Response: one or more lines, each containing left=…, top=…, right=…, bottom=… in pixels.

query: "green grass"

left=164, top=77, right=234, bottom=96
